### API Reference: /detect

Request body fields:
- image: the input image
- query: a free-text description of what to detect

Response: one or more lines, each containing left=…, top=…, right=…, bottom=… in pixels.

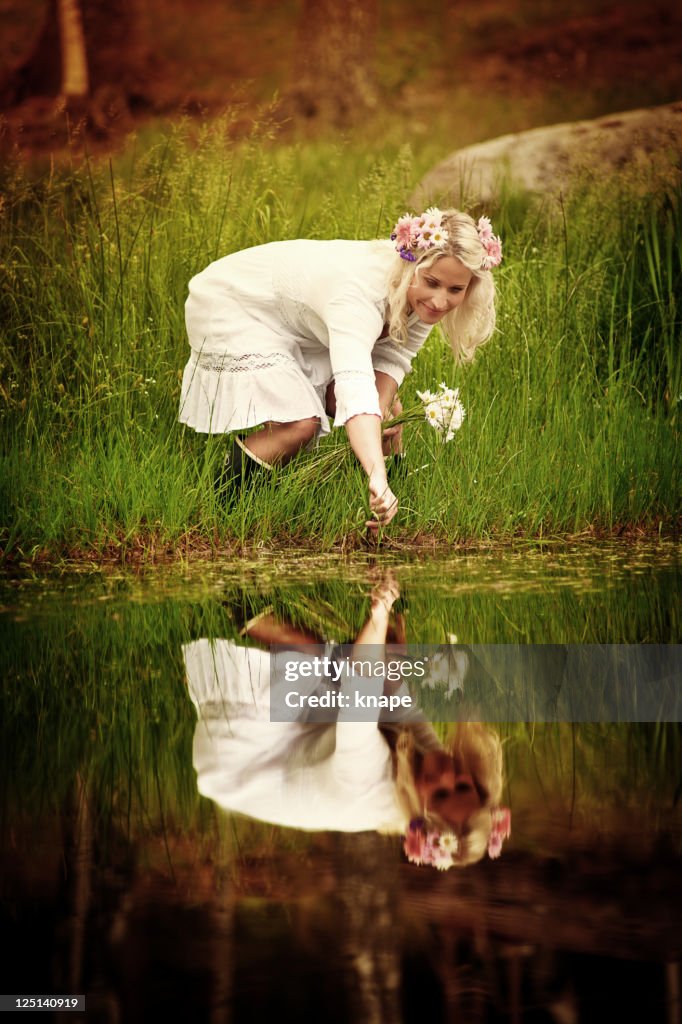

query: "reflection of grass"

left=494, top=722, right=682, bottom=856
left=0, top=120, right=680, bottom=559
left=1, top=575, right=679, bottom=860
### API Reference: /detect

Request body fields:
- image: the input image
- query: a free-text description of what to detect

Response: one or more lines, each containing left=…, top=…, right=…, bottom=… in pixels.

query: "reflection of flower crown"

left=403, top=818, right=459, bottom=869
left=403, top=807, right=511, bottom=868
left=487, top=807, right=512, bottom=858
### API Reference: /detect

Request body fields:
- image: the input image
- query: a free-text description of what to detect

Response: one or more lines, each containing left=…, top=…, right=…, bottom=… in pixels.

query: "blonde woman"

left=179, top=208, right=501, bottom=527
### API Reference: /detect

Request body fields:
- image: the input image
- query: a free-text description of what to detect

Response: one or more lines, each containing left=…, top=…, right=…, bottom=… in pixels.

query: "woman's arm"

left=327, top=369, right=401, bottom=526
left=374, top=370, right=398, bottom=417
left=344, top=414, right=398, bottom=528
left=326, top=370, right=403, bottom=456
left=375, top=371, right=403, bottom=455
left=332, top=577, right=400, bottom=774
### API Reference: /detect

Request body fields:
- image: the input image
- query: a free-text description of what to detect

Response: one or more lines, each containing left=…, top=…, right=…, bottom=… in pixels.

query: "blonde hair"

left=386, top=208, right=497, bottom=362
left=392, top=722, right=504, bottom=867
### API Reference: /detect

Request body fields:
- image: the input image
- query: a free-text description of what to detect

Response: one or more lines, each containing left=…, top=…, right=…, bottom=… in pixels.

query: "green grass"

left=0, top=117, right=680, bottom=559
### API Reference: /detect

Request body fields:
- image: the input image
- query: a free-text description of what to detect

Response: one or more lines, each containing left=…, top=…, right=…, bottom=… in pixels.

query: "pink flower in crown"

left=476, top=216, right=494, bottom=241
left=476, top=214, right=503, bottom=269
left=481, top=237, right=502, bottom=269
left=392, top=214, right=419, bottom=251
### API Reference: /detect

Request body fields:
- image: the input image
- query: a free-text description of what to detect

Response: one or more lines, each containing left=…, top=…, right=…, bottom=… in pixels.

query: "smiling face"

left=416, top=751, right=482, bottom=829
left=408, top=255, right=473, bottom=325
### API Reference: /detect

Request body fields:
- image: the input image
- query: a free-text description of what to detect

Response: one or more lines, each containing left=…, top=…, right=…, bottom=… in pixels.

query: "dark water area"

left=0, top=543, right=680, bottom=1022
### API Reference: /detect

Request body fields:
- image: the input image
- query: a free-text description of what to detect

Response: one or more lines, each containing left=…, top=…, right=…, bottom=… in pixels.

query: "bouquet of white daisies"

left=291, top=382, right=466, bottom=485
left=399, top=382, right=466, bottom=443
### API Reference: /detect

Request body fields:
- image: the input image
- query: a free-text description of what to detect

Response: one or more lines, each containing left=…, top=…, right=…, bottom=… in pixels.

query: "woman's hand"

left=381, top=394, right=403, bottom=456
left=344, top=414, right=399, bottom=530
left=367, top=470, right=398, bottom=530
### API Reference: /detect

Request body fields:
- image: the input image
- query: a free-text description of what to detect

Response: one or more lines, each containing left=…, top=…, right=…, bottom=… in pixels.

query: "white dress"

left=183, top=638, right=409, bottom=833
left=179, top=239, right=432, bottom=436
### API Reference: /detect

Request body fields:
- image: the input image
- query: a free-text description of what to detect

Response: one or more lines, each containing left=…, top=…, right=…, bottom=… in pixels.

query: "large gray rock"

left=411, top=101, right=682, bottom=206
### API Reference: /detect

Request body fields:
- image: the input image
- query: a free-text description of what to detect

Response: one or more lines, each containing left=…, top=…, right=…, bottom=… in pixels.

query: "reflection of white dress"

left=179, top=239, right=431, bottom=436
left=183, top=639, right=407, bottom=833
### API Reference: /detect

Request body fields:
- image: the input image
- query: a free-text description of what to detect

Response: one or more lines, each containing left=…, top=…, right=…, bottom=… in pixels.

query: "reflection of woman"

left=396, top=723, right=510, bottom=867
left=184, top=579, right=510, bottom=869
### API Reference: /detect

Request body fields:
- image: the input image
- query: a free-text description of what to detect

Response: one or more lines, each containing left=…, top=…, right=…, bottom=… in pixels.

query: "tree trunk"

left=289, top=0, right=379, bottom=124
left=58, top=0, right=89, bottom=99
left=0, top=0, right=152, bottom=129
left=333, top=832, right=403, bottom=1024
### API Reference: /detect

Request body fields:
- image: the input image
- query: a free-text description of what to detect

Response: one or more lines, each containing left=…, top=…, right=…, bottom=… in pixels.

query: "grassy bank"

left=0, top=120, right=680, bottom=560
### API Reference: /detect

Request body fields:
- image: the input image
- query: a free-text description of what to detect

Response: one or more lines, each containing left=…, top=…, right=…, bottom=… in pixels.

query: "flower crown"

left=403, top=807, right=511, bottom=869
left=391, top=207, right=449, bottom=263
left=390, top=208, right=503, bottom=270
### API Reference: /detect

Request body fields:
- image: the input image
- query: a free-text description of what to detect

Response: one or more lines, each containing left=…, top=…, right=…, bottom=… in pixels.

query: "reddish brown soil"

left=472, top=3, right=682, bottom=94
left=1, top=1, right=681, bottom=157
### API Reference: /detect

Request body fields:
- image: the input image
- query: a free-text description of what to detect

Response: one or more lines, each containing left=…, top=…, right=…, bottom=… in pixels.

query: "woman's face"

left=416, top=751, right=482, bottom=828
left=408, top=256, right=473, bottom=325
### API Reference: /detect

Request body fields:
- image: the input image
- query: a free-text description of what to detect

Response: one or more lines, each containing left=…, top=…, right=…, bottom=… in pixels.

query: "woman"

left=179, top=208, right=501, bottom=527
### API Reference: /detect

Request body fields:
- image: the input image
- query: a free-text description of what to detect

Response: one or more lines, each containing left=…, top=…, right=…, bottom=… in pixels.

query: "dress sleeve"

left=323, top=291, right=385, bottom=426
left=371, top=320, right=432, bottom=386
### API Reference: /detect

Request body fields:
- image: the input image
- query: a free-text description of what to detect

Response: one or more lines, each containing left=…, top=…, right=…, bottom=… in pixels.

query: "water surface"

left=1, top=543, right=679, bottom=1021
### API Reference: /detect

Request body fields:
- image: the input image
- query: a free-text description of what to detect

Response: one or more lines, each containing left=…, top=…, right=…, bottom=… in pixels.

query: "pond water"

left=0, top=543, right=680, bottom=1023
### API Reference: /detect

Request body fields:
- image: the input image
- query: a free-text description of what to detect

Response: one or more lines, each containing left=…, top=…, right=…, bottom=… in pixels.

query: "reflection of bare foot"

left=237, top=607, right=273, bottom=635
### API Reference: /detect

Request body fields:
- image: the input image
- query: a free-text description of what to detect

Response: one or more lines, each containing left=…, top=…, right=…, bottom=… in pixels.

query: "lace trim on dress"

left=195, top=701, right=263, bottom=719
left=194, top=351, right=301, bottom=374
